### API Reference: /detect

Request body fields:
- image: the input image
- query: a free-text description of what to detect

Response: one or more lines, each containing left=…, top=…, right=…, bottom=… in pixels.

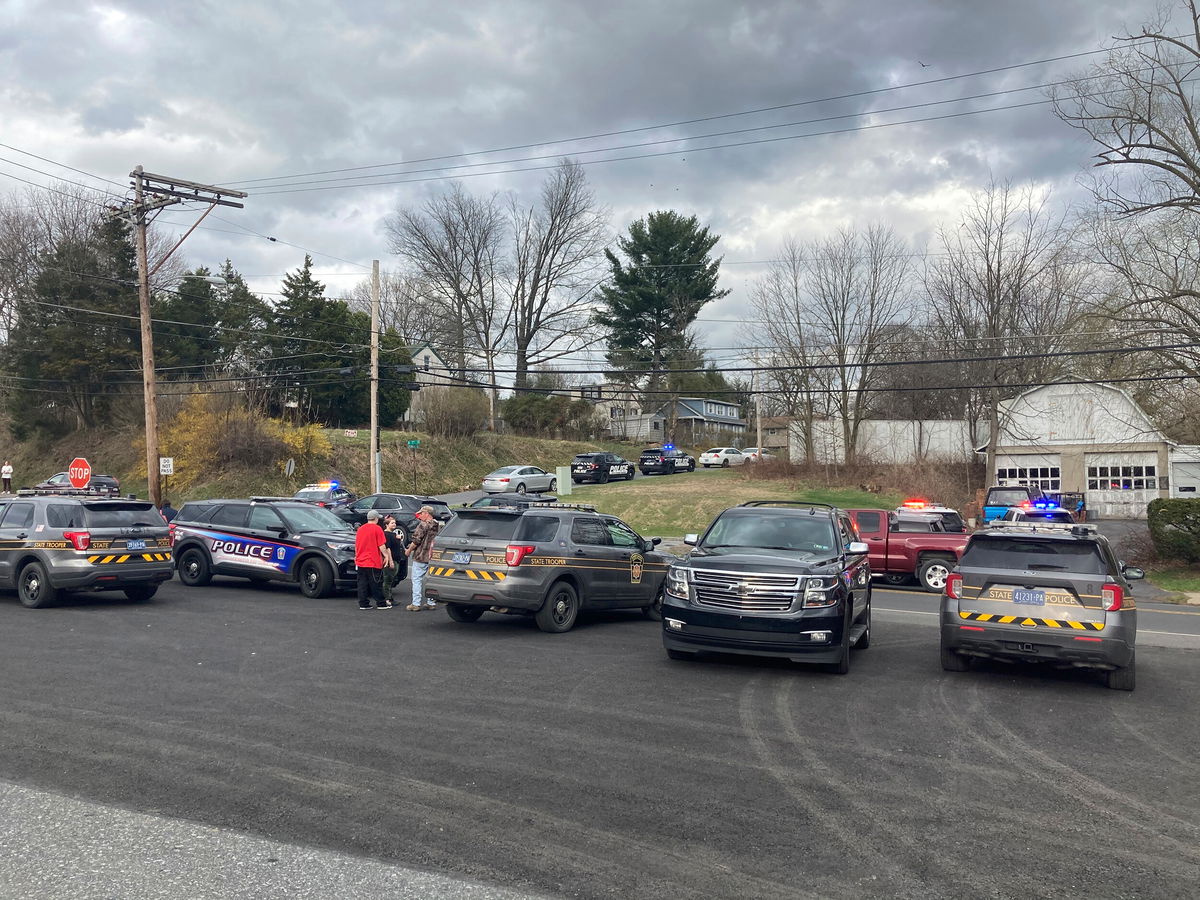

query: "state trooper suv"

left=423, top=503, right=674, bottom=632
left=661, top=501, right=872, bottom=674
left=941, top=522, right=1141, bottom=690
left=172, top=498, right=358, bottom=597
left=1, top=492, right=173, bottom=608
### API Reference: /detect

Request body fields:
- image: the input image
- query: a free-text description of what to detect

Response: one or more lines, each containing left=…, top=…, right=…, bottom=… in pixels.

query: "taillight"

left=64, top=530, right=91, bottom=551
left=505, top=544, right=536, bottom=566
left=945, top=572, right=963, bottom=600
left=317, top=501, right=326, bottom=507
left=168, top=524, right=176, bottom=547
left=1102, top=583, right=1124, bottom=611
left=499, top=478, right=509, bottom=483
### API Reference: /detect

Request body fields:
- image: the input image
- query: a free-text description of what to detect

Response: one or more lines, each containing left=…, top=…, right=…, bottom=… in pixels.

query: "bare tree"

left=506, top=160, right=609, bottom=387
left=346, top=271, right=458, bottom=350
left=925, top=181, right=1085, bottom=478
left=385, top=185, right=510, bottom=428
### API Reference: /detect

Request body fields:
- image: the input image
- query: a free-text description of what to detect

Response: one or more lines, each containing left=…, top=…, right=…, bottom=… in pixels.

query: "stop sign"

left=68, top=457, right=92, bottom=489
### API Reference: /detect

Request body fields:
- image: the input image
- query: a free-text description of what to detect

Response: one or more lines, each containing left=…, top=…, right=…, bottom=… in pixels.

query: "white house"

left=789, top=419, right=976, bottom=465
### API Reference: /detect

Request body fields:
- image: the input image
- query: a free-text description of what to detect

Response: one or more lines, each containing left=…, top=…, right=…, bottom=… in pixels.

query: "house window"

left=423, top=355, right=430, bottom=371
left=1086, top=465, right=1156, bottom=491
left=996, top=466, right=1061, bottom=491
left=652, top=421, right=660, bottom=431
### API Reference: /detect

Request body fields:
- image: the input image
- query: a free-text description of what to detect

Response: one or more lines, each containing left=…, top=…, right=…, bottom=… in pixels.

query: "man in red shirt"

left=355, top=509, right=392, bottom=610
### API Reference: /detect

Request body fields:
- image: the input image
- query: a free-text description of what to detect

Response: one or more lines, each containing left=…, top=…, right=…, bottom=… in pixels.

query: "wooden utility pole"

left=370, top=259, right=381, bottom=493
left=124, top=167, right=246, bottom=506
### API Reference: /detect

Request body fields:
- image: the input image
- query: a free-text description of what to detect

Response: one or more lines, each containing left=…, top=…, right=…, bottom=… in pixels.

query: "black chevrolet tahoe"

left=661, top=501, right=872, bottom=674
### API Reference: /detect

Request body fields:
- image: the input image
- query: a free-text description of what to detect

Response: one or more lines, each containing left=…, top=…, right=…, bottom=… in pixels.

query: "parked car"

left=897, top=498, right=967, bottom=532
left=480, top=465, right=556, bottom=494
left=847, top=508, right=970, bottom=592
left=996, top=506, right=1075, bottom=525
left=742, top=447, right=775, bottom=462
left=699, top=448, right=746, bottom=468
left=291, top=481, right=357, bottom=509
left=464, top=493, right=557, bottom=509
left=570, top=453, right=634, bottom=484
left=982, top=485, right=1048, bottom=522
left=32, top=472, right=121, bottom=497
left=941, top=521, right=1141, bottom=690
left=661, top=500, right=872, bottom=674
left=333, top=494, right=453, bottom=543
left=638, top=446, right=696, bottom=475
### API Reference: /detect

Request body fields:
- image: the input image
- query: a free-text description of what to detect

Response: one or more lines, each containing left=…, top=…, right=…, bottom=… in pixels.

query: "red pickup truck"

left=848, top=509, right=969, bottom=592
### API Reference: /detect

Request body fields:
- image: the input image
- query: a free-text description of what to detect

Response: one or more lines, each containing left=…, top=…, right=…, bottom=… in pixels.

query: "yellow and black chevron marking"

left=87, top=552, right=172, bottom=564
left=428, top=566, right=507, bottom=581
left=959, top=610, right=1103, bottom=631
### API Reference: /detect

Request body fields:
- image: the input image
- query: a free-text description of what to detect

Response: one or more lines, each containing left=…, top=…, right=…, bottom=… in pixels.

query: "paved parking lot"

left=2, top=580, right=1199, bottom=899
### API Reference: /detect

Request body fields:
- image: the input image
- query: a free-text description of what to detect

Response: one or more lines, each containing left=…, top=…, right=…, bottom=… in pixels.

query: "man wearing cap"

left=355, top=509, right=392, bottom=610
left=404, top=505, right=441, bottom=611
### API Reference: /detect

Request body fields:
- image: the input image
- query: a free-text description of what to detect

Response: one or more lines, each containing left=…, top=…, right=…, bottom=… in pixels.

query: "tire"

left=721, top=458, right=730, bottom=468
left=17, top=561, right=58, bottom=608
left=548, top=478, right=557, bottom=492
left=298, top=557, right=333, bottom=598
left=1105, top=652, right=1136, bottom=691
left=642, top=586, right=664, bottom=621
left=535, top=581, right=580, bottom=633
left=688, top=462, right=695, bottom=472
left=124, top=585, right=158, bottom=603
left=666, top=648, right=697, bottom=661
left=918, top=557, right=954, bottom=593
left=598, top=470, right=609, bottom=484
left=856, top=597, right=871, bottom=649
left=515, top=483, right=526, bottom=494
left=177, top=547, right=212, bottom=587
left=828, top=607, right=852, bottom=674
left=625, top=469, right=634, bottom=481
left=446, top=603, right=486, bottom=623
left=572, top=477, right=583, bottom=485
left=881, top=573, right=910, bottom=586
left=940, top=643, right=970, bottom=672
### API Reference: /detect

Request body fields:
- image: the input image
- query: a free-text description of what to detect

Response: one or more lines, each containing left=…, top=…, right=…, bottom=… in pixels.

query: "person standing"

left=160, top=499, right=178, bottom=523
left=405, top=505, right=441, bottom=611
left=355, top=509, right=392, bottom=610
left=1, top=460, right=11, bottom=493
left=381, top=514, right=407, bottom=600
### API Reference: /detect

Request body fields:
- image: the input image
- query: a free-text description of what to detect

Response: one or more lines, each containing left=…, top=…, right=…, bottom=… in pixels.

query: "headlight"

left=802, top=575, right=839, bottom=608
left=326, top=541, right=354, bottom=554
left=666, top=565, right=690, bottom=599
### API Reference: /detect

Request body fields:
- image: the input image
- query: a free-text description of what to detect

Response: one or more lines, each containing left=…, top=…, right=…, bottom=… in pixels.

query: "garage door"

left=1086, top=452, right=1159, bottom=519
left=995, top=454, right=1062, bottom=492
left=1172, top=461, right=1200, bottom=497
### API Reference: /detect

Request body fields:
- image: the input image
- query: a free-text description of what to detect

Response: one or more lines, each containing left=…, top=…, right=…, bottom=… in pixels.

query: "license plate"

left=452, top=551, right=471, bottom=564
left=127, top=539, right=146, bottom=551
left=1013, top=589, right=1046, bottom=605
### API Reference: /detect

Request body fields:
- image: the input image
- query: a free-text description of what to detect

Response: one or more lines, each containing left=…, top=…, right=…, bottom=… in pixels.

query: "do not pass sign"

left=68, top=457, right=92, bottom=489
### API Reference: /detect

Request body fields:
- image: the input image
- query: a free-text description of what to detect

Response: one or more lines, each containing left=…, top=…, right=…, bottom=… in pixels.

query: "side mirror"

left=848, top=541, right=869, bottom=556
left=683, top=533, right=699, bottom=546
left=1122, top=565, right=1145, bottom=581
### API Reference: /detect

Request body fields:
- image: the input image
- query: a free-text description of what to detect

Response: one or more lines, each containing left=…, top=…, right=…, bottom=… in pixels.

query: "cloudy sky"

left=0, top=0, right=1165, bottom=368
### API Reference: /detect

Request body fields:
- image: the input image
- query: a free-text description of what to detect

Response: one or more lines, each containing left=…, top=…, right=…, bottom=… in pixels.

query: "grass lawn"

left=564, top=469, right=904, bottom=536
left=1146, top=565, right=1200, bottom=594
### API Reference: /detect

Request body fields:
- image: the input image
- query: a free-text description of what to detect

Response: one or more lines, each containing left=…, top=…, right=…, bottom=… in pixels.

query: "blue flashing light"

left=1033, top=500, right=1059, bottom=510
left=663, top=443, right=675, bottom=451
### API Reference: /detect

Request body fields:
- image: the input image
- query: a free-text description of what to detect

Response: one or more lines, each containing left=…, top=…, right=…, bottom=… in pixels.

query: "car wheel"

left=666, top=649, right=697, bottom=661
left=721, top=458, right=730, bottom=468
left=940, top=642, right=971, bottom=672
left=918, top=557, right=954, bottom=593
left=642, top=586, right=664, bottom=621
left=856, top=597, right=871, bottom=649
left=124, top=585, right=158, bottom=603
left=598, top=470, right=609, bottom=484
left=298, top=557, right=333, bottom=598
left=1105, top=652, right=1136, bottom=691
left=516, top=483, right=526, bottom=494
left=535, top=581, right=579, bottom=633
left=881, top=573, right=911, bottom=586
left=572, top=477, right=583, bottom=484
left=548, top=478, right=557, bottom=492
left=625, top=469, right=634, bottom=480
left=446, top=603, right=486, bottom=623
left=17, top=561, right=58, bottom=608
left=177, top=547, right=212, bottom=587
left=688, top=462, right=695, bottom=472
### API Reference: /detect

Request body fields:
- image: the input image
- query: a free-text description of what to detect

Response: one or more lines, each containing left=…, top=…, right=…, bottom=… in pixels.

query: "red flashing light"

left=1021, top=501, right=1032, bottom=509
left=1102, top=583, right=1124, bottom=612
left=505, top=544, right=536, bottom=566
left=64, top=530, right=91, bottom=551
left=902, top=498, right=927, bottom=509
left=960, top=625, right=986, bottom=631
left=945, top=572, right=963, bottom=600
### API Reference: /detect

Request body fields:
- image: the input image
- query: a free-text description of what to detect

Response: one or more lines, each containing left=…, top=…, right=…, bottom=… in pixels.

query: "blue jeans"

left=410, top=560, right=432, bottom=606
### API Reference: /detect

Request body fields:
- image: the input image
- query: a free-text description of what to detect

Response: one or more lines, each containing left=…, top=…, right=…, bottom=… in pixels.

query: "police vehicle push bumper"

left=52, top=550, right=173, bottom=591
left=940, top=608, right=1135, bottom=670
left=422, top=560, right=545, bottom=610
left=661, top=568, right=850, bottom=663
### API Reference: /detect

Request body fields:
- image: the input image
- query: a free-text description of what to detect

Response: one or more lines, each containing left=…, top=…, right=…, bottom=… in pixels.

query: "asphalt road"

left=2, top=579, right=1199, bottom=899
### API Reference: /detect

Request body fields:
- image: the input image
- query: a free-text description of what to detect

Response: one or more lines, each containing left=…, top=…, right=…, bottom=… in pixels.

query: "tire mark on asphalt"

left=0, top=700, right=798, bottom=900
left=1108, top=704, right=1200, bottom=775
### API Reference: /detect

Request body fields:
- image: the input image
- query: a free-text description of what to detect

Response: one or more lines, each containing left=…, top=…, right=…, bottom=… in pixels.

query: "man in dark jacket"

left=404, top=505, right=440, bottom=610
left=381, top=514, right=407, bottom=599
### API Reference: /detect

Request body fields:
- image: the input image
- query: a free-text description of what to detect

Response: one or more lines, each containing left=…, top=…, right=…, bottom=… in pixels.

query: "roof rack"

left=16, top=487, right=125, bottom=499
left=985, top=520, right=1093, bottom=535
left=249, top=496, right=299, bottom=503
left=528, top=502, right=598, bottom=511
left=739, top=500, right=836, bottom=510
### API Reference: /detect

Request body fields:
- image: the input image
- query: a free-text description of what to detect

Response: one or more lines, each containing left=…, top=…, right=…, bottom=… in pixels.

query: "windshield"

left=961, top=537, right=1107, bottom=575
left=703, top=513, right=837, bottom=552
left=278, top=504, right=351, bottom=532
left=986, top=489, right=1035, bottom=506
left=292, top=489, right=327, bottom=501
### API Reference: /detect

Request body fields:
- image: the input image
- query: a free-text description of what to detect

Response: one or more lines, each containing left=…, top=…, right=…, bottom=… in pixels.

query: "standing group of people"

left=354, top=505, right=440, bottom=611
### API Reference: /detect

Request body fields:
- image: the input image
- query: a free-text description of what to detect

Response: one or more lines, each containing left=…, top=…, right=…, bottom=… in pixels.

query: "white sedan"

left=699, top=448, right=747, bottom=468
left=481, top=465, right=557, bottom=494
left=742, top=447, right=776, bottom=462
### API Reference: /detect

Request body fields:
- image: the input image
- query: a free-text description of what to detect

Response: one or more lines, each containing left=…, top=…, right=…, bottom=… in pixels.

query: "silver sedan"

left=480, top=465, right=557, bottom=494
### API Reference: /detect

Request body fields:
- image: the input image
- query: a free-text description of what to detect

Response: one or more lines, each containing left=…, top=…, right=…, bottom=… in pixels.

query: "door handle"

left=16, top=532, right=27, bottom=539
left=575, top=549, right=586, bottom=556
left=619, top=553, right=630, bottom=560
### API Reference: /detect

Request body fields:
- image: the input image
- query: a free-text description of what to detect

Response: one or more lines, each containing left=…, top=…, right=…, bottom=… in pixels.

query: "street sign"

left=68, top=457, right=91, bottom=489
left=285, top=458, right=296, bottom=477
left=344, top=429, right=358, bottom=437
left=407, top=439, right=420, bottom=448
left=159, top=457, right=174, bottom=476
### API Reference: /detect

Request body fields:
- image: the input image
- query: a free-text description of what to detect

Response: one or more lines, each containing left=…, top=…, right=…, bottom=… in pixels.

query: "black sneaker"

left=359, top=604, right=372, bottom=610
left=378, top=601, right=394, bottom=609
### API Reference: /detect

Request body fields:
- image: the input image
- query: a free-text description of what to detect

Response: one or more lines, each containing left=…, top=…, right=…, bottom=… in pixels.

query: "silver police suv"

left=940, top=522, right=1142, bottom=690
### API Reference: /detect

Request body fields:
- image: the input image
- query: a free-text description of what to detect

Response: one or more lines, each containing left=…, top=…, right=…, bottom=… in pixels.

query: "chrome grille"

left=691, top=568, right=800, bottom=612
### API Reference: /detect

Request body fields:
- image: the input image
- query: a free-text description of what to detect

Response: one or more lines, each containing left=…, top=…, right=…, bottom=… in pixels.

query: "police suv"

left=638, top=445, right=696, bottom=476
left=172, top=498, right=358, bottom=597
left=570, top=452, right=634, bottom=484
left=1, top=491, right=173, bottom=608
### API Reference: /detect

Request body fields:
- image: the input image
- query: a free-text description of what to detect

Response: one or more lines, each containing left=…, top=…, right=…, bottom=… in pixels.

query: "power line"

left=0, top=143, right=127, bottom=190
